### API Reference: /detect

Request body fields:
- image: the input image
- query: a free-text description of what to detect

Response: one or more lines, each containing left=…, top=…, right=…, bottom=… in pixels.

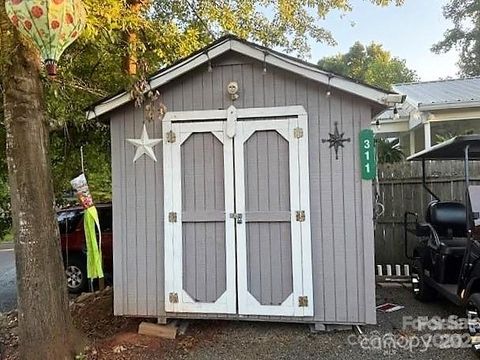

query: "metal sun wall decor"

left=322, top=121, right=351, bottom=160
left=5, top=0, right=87, bottom=76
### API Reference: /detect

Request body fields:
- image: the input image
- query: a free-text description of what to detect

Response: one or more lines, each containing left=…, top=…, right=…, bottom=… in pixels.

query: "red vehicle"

left=57, top=203, right=113, bottom=293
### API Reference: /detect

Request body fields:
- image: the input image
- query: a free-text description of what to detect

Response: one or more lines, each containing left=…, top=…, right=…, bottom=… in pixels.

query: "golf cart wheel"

left=65, top=255, right=87, bottom=294
left=467, top=303, right=480, bottom=352
left=412, top=260, right=436, bottom=302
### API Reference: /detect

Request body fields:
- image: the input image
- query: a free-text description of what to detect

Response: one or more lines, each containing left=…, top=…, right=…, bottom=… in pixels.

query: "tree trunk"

left=123, top=0, right=145, bottom=75
left=1, top=4, right=84, bottom=360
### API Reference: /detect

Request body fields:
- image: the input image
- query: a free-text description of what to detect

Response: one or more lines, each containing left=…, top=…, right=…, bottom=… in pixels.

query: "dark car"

left=58, top=203, right=113, bottom=293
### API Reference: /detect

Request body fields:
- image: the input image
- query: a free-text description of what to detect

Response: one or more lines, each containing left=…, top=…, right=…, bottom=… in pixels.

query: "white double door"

left=164, top=115, right=313, bottom=317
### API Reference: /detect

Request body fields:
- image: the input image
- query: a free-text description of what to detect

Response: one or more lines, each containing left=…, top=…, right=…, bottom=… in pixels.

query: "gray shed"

left=87, top=36, right=393, bottom=328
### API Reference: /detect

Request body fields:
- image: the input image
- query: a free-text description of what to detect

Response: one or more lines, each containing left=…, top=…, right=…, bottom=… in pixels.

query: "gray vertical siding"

left=181, top=133, right=227, bottom=302
left=244, top=130, right=293, bottom=306
left=111, top=51, right=377, bottom=324
left=110, top=105, right=165, bottom=317
left=110, top=108, right=123, bottom=314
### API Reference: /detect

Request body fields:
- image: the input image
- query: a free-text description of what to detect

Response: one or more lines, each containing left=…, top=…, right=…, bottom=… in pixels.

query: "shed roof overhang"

left=407, top=135, right=480, bottom=161
left=86, top=35, right=395, bottom=120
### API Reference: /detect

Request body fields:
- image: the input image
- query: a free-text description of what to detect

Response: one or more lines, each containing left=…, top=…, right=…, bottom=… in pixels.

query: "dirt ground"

left=1, top=285, right=480, bottom=359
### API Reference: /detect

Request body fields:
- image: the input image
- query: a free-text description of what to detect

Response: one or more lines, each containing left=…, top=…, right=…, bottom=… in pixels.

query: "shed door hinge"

left=166, top=130, right=176, bottom=143
left=294, top=127, right=304, bottom=139
left=169, top=292, right=178, bottom=303
left=298, top=296, right=309, bottom=307
left=168, top=212, right=177, bottom=223
left=296, top=210, right=306, bottom=222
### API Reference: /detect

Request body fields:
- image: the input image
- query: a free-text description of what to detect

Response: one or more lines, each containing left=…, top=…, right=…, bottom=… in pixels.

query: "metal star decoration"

left=127, top=124, right=162, bottom=163
left=322, top=122, right=351, bottom=160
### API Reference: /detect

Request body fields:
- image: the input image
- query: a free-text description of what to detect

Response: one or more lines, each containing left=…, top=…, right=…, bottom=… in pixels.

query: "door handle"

left=229, top=213, right=243, bottom=224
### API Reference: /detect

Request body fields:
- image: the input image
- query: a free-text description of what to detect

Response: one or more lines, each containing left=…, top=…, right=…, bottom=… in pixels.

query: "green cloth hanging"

left=84, top=206, right=104, bottom=279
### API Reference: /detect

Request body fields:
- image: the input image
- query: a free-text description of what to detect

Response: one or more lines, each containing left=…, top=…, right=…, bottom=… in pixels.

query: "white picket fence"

left=376, top=264, right=411, bottom=277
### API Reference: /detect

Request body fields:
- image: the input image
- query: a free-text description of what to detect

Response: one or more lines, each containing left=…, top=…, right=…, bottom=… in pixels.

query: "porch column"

left=409, top=130, right=415, bottom=156
left=424, top=121, right=432, bottom=150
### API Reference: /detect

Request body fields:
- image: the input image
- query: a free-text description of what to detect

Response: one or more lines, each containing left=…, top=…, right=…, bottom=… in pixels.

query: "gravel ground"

left=159, top=285, right=479, bottom=360
left=3, top=283, right=480, bottom=359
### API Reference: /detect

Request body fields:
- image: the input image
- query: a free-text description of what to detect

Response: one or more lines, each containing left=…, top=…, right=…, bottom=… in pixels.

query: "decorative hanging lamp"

left=5, top=0, right=87, bottom=76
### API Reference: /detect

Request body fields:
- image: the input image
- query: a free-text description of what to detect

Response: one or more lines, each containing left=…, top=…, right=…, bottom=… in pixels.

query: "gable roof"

left=394, top=77, right=480, bottom=111
left=87, top=35, right=394, bottom=120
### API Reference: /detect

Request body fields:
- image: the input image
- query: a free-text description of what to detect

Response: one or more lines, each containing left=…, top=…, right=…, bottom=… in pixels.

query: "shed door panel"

left=164, top=121, right=236, bottom=314
left=244, top=131, right=293, bottom=305
left=235, top=118, right=313, bottom=317
left=181, top=133, right=226, bottom=303
left=164, top=113, right=312, bottom=317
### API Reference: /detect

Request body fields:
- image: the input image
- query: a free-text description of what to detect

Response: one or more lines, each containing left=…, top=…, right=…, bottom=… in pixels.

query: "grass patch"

left=0, top=230, right=13, bottom=243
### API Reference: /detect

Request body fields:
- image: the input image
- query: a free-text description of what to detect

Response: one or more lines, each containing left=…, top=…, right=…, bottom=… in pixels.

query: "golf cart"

left=404, top=135, right=480, bottom=348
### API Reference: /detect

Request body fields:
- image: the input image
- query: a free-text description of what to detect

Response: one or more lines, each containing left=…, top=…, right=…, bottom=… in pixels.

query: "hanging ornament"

left=5, top=0, right=87, bottom=76
left=127, top=124, right=162, bottom=163
left=70, top=173, right=104, bottom=282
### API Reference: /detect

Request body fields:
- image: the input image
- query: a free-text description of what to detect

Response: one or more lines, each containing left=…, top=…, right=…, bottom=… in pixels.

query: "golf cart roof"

left=407, top=135, right=480, bottom=161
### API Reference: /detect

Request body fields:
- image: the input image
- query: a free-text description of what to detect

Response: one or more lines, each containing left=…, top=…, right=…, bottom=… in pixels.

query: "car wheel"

left=65, top=255, right=87, bottom=294
left=467, top=302, right=480, bottom=352
left=412, top=258, right=436, bottom=302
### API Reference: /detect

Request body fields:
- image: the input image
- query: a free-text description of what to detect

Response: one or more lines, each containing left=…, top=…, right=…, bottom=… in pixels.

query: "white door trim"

left=234, top=117, right=313, bottom=317
left=163, top=121, right=236, bottom=314
left=162, top=105, right=307, bottom=123
left=297, top=113, right=314, bottom=317
left=163, top=105, right=312, bottom=317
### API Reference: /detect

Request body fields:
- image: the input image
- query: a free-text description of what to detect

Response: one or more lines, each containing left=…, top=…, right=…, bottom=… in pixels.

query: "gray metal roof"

left=394, top=77, right=480, bottom=109
left=407, top=135, right=480, bottom=161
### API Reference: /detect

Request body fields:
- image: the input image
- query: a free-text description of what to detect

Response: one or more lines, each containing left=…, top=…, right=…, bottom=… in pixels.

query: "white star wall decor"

left=127, top=124, right=162, bottom=163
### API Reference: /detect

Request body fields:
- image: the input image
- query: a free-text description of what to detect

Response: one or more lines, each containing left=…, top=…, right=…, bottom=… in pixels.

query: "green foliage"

left=1, top=231, right=13, bottom=243
left=432, top=0, right=480, bottom=77
left=50, top=123, right=111, bottom=204
left=318, top=41, right=418, bottom=90
left=44, top=0, right=406, bottom=205
left=147, top=0, right=404, bottom=58
left=376, top=138, right=404, bottom=164
left=0, top=112, right=10, bottom=239
left=0, top=176, right=11, bottom=240
left=435, top=129, right=475, bottom=144
left=0, top=0, right=405, bottom=222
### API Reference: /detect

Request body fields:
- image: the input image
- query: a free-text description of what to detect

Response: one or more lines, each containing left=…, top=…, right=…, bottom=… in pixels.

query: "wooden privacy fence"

left=374, top=161, right=480, bottom=267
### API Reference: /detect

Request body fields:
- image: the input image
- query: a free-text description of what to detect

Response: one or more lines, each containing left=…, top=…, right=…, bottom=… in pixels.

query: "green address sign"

left=359, top=129, right=376, bottom=180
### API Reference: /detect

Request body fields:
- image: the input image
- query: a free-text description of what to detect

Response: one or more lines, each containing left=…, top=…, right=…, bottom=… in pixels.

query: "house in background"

left=374, top=77, right=480, bottom=156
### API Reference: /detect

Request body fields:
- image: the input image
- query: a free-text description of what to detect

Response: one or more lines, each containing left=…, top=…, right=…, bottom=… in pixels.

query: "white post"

left=395, top=264, right=401, bottom=276
left=377, top=265, right=383, bottom=276
left=409, top=130, right=415, bottom=156
left=386, top=265, right=392, bottom=276
left=424, top=121, right=432, bottom=150
left=80, top=146, right=85, bottom=174
left=404, top=264, right=410, bottom=277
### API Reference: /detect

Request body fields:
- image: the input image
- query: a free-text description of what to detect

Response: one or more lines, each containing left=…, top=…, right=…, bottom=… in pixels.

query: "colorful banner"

left=70, top=173, right=103, bottom=279
left=83, top=206, right=103, bottom=279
